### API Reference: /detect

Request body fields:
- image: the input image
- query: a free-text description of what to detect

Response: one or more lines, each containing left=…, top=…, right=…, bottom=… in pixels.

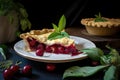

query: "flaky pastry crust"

left=81, top=18, right=120, bottom=28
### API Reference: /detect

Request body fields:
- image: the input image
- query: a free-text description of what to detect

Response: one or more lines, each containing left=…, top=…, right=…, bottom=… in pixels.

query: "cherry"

left=10, top=65, right=20, bottom=74
left=57, top=46, right=64, bottom=53
left=3, top=69, right=14, bottom=80
left=45, top=46, right=53, bottom=52
left=64, top=48, right=69, bottom=54
left=29, top=40, right=36, bottom=46
left=22, top=65, right=32, bottom=76
left=37, top=43, right=45, bottom=50
left=36, top=48, right=44, bottom=56
left=46, top=64, right=56, bottom=71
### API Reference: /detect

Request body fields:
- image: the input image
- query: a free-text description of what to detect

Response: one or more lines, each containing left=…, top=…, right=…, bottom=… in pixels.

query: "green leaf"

left=0, top=44, right=8, bottom=60
left=81, top=48, right=104, bottom=61
left=52, top=23, right=59, bottom=32
left=104, top=65, right=117, bottom=80
left=106, top=45, right=120, bottom=65
left=100, top=55, right=112, bottom=65
left=61, top=32, right=70, bottom=38
left=48, top=32, right=61, bottom=40
left=0, top=60, right=13, bottom=72
left=58, top=15, right=66, bottom=32
left=19, top=8, right=28, bottom=18
left=63, top=65, right=108, bottom=79
left=48, top=14, right=69, bottom=40
left=0, top=48, right=6, bottom=60
left=94, top=12, right=107, bottom=22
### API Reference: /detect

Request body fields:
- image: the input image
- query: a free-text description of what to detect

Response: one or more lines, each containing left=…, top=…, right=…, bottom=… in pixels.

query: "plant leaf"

left=61, top=32, right=69, bottom=38
left=48, top=32, right=61, bottom=40
left=100, top=55, right=112, bottom=65
left=52, top=23, right=58, bottom=32
left=0, top=60, right=13, bottom=72
left=0, top=44, right=8, bottom=60
left=94, top=12, right=107, bottom=22
left=0, top=48, right=6, bottom=60
left=48, top=14, right=69, bottom=40
left=106, top=45, right=120, bottom=65
left=19, top=8, right=28, bottom=18
left=81, top=48, right=104, bottom=61
left=58, top=15, right=66, bottom=32
left=63, top=65, right=108, bottom=79
left=104, top=65, right=117, bottom=80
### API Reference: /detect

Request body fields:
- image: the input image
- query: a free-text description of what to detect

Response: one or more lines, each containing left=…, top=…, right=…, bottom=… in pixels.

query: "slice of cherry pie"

left=20, top=29, right=82, bottom=56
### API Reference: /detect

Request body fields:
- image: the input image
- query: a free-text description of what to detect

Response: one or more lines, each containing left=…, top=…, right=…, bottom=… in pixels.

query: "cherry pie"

left=20, top=29, right=81, bottom=56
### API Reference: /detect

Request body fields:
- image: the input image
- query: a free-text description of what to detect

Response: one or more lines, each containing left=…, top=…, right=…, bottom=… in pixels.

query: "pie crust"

left=81, top=18, right=120, bottom=36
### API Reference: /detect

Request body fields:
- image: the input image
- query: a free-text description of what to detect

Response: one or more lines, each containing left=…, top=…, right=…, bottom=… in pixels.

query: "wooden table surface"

left=66, top=26, right=120, bottom=49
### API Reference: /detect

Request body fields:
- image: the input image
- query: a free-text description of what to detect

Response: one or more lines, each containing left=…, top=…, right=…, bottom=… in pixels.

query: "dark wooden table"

left=0, top=27, right=120, bottom=80
left=66, top=26, right=120, bottom=49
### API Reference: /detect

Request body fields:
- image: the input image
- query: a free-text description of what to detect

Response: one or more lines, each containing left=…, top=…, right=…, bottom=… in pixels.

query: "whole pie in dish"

left=81, top=13, right=120, bottom=36
left=20, top=15, right=82, bottom=56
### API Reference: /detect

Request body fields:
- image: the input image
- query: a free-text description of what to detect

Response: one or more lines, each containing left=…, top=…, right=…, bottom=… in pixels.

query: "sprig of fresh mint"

left=94, top=12, right=107, bottom=22
left=48, top=15, right=69, bottom=40
left=63, top=45, right=120, bottom=80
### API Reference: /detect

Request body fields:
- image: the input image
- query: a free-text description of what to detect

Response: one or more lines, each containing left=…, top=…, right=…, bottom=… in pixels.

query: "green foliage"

left=63, top=46, right=120, bottom=80
left=94, top=12, right=107, bottom=22
left=48, top=15, right=69, bottom=40
left=0, top=0, right=31, bottom=31
left=104, top=65, right=117, bottom=80
left=63, top=65, right=108, bottom=79
left=0, top=44, right=8, bottom=60
left=81, top=48, right=104, bottom=61
left=0, top=60, right=13, bottom=72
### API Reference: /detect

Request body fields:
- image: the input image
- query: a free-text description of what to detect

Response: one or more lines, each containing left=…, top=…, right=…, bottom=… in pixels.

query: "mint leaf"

left=61, top=32, right=69, bottom=38
left=58, top=15, right=66, bottom=32
left=94, top=12, right=107, bottom=22
left=63, top=65, right=108, bottom=79
left=48, top=14, right=69, bottom=40
left=48, top=32, right=60, bottom=40
left=52, top=23, right=59, bottom=32
left=48, top=32, right=69, bottom=40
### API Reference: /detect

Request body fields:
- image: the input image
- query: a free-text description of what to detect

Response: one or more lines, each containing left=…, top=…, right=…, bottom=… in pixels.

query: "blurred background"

left=19, top=0, right=120, bottom=29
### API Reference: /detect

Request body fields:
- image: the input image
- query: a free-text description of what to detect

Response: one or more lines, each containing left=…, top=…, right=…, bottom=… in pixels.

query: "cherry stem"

left=15, top=61, right=22, bottom=65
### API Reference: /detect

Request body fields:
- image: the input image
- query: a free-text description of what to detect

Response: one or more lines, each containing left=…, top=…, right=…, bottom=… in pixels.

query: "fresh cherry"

left=46, top=64, right=56, bottom=71
left=22, top=65, right=32, bottom=76
left=36, top=48, right=44, bottom=56
left=10, top=65, right=20, bottom=74
left=3, top=69, right=14, bottom=80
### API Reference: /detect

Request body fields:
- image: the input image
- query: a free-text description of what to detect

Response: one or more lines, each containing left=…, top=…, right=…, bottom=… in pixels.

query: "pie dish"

left=20, top=29, right=81, bottom=56
left=81, top=17, right=120, bottom=36
left=14, top=36, right=96, bottom=63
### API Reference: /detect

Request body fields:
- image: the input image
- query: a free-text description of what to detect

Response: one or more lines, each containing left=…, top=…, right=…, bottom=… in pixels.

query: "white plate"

left=14, top=36, right=96, bottom=63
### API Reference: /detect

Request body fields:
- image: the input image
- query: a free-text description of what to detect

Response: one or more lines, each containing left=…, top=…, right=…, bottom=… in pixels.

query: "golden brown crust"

left=81, top=18, right=120, bottom=28
left=20, top=29, right=54, bottom=39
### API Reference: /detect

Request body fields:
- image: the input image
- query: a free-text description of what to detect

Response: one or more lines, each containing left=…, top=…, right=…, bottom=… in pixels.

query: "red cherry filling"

left=27, top=38, right=81, bottom=56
